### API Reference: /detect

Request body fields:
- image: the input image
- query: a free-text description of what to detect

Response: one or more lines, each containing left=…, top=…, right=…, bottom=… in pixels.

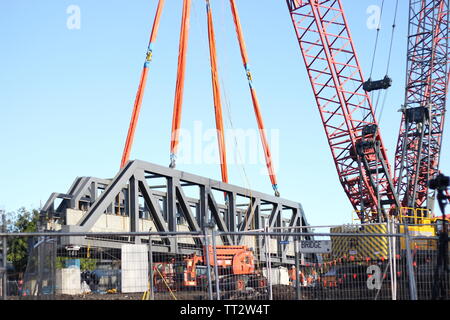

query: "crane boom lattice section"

left=287, top=0, right=399, bottom=222
left=394, top=0, right=450, bottom=210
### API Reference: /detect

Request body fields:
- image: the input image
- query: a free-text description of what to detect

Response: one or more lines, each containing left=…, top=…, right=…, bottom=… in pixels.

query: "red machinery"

left=287, top=0, right=449, bottom=222
left=184, top=245, right=256, bottom=290
left=394, top=0, right=449, bottom=211
left=287, top=0, right=399, bottom=222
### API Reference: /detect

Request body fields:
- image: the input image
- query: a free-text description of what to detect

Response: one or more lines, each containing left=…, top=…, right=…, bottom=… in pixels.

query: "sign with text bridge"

left=298, top=240, right=331, bottom=253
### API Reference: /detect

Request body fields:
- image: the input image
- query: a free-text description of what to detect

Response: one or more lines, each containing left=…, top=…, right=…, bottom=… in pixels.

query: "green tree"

left=6, top=208, right=40, bottom=273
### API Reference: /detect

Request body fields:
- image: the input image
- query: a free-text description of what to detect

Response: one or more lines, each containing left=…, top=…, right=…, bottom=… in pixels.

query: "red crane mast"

left=286, top=0, right=399, bottom=222
left=394, top=0, right=449, bottom=212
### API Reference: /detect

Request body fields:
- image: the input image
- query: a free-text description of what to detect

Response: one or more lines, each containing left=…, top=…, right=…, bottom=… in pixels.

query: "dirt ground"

left=30, top=290, right=210, bottom=300
left=10, top=285, right=360, bottom=300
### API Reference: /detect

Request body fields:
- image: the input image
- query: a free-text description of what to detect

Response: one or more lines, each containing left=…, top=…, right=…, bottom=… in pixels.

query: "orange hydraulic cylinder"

left=120, top=0, right=166, bottom=168
left=229, top=0, right=279, bottom=195
left=206, top=0, right=228, bottom=183
left=170, top=0, right=192, bottom=167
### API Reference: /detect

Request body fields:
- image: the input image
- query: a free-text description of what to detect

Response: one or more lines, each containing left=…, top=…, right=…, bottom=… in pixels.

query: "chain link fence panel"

left=0, top=225, right=448, bottom=300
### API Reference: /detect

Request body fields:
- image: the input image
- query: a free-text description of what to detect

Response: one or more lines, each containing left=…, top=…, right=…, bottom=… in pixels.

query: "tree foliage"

left=56, top=257, right=97, bottom=271
left=6, top=208, right=40, bottom=273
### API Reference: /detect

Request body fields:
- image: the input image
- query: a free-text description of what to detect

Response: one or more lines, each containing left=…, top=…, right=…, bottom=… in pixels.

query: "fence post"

left=387, top=219, right=397, bottom=300
left=294, top=238, right=300, bottom=300
left=148, top=235, right=154, bottom=300
left=51, top=237, right=57, bottom=299
left=211, top=230, right=220, bottom=300
left=264, top=223, right=273, bottom=300
left=403, top=224, right=418, bottom=300
left=203, top=226, right=214, bottom=300
left=1, top=213, right=6, bottom=300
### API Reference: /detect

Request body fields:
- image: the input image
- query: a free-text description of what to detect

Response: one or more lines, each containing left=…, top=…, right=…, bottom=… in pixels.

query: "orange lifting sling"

left=170, top=0, right=191, bottom=168
left=206, top=0, right=228, bottom=183
left=120, top=0, right=165, bottom=168
left=229, top=0, right=280, bottom=196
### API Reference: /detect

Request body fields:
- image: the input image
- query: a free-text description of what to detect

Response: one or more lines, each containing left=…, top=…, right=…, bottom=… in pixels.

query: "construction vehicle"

left=287, top=0, right=448, bottom=219
left=182, top=245, right=266, bottom=292
left=287, top=0, right=449, bottom=262
left=151, top=245, right=266, bottom=293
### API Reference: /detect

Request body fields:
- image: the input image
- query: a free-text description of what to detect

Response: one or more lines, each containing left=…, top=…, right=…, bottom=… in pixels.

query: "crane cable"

left=221, top=80, right=255, bottom=229
left=229, top=0, right=280, bottom=197
left=364, top=0, right=399, bottom=129
left=362, top=0, right=398, bottom=219
left=385, top=0, right=399, bottom=77
left=170, top=0, right=192, bottom=169
left=215, top=1, right=255, bottom=228
left=376, top=0, right=399, bottom=125
left=120, top=0, right=166, bottom=168
left=364, top=0, right=385, bottom=122
left=371, top=0, right=399, bottom=123
left=368, top=0, right=385, bottom=81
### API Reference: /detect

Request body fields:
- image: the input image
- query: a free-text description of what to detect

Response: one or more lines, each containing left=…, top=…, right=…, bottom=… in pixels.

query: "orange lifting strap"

left=229, top=0, right=279, bottom=196
left=206, top=0, right=228, bottom=183
left=170, top=0, right=192, bottom=168
left=120, top=0, right=166, bottom=168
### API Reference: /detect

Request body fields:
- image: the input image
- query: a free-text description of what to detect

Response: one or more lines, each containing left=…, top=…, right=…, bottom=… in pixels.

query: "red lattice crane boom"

left=394, top=0, right=449, bottom=212
left=287, top=0, right=399, bottom=222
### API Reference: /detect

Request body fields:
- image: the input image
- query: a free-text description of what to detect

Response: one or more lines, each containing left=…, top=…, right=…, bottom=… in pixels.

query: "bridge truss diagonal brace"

left=41, top=160, right=310, bottom=261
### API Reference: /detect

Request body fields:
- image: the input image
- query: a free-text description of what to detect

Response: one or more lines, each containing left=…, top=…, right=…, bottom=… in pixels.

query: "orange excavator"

left=183, top=245, right=266, bottom=292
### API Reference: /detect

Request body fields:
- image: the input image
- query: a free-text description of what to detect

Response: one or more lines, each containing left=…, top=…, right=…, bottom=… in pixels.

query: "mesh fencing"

left=411, top=236, right=449, bottom=300
left=210, top=230, right=412, bottom=300
left=1, top=225, right=449, bottom=300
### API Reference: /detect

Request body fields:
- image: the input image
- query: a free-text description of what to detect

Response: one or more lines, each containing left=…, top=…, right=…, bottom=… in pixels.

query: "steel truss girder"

left=41, top=160, right=309, bottom=259
left=394, top=0, right=449, bottom=210
left=287, top=0, right=398, bottom=221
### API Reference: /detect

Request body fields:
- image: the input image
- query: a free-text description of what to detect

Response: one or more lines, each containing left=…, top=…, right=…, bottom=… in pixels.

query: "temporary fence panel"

left=0, top=227, right=448, bottom=300
left=410, top=234, right=450, bottom=300
left=145, top=234, right=210, bottom=301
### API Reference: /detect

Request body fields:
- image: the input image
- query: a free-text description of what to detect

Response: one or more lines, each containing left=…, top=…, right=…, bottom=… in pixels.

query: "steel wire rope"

left=368, top=0, right=400, bottom=215
left=367, top=0, right=400, bottom=182
left=369, top=0, right=385, bottom=80
left=216, top=0, right=255, bottom=230
left=364, top=0, right=384, bottom=121
left=360, top=0, right=384, bottom=220
left=374, top=0, right=399, bottom=124
left=360, top=0, right=402, bottom=220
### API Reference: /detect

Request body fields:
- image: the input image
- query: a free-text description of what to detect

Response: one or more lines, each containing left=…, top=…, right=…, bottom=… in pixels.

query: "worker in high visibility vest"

left=299, top=270, right=306, bottom=286
left=288, top=266, right=296, bottom=285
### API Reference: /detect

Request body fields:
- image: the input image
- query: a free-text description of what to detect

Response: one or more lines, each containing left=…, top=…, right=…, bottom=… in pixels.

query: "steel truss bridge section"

left=394, top=0, right=449, bottom=210
left=40, top=160, right=310, bottom=264
left=287, top=0, right=399, bottom=222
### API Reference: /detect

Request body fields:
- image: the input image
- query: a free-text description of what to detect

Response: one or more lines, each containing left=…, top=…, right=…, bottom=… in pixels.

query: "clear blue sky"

left=0, top=0, right=448, bottom=226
